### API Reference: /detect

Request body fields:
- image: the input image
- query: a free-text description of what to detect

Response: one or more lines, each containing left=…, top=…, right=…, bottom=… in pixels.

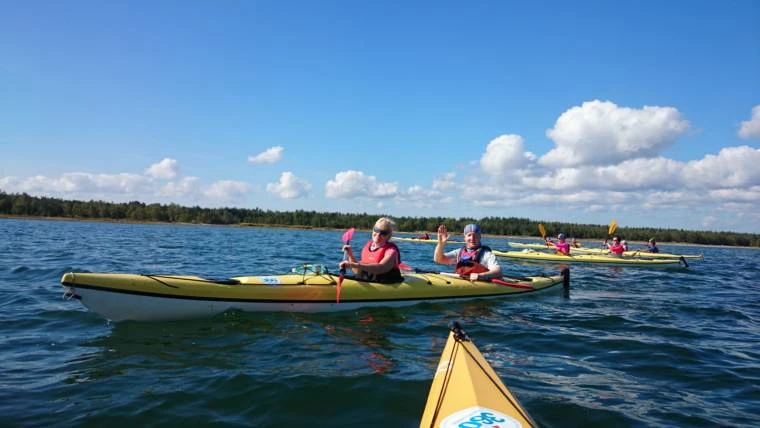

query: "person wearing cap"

left=621, top=239, right=629, bottom=251
left=553, top=233, right=571, bottom=255
left=340, top=217, right=403, bottom=283
left=434, top=223, right=502, bottom=281
left=643, top=238, right=660, bottom=253
left=604, top=235, right=625, bottom=256
left=571, top=237, right=581, bottom=248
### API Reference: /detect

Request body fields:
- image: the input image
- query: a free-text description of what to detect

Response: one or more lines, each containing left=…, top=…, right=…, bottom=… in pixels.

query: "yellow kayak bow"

left=420, top=322, right=537, bottom=428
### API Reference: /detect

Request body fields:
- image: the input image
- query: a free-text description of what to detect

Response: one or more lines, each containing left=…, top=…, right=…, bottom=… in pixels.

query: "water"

left=1, top=218, right=758, bottom=427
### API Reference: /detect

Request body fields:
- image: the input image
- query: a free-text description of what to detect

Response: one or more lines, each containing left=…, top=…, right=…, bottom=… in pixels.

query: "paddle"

left=437, top=271, right=534, bottom=290
left=538, top=223, right=555, bottom=248
left=603, top=219, right=618, bottom=249
left=337, top=227, right=355, bottom=303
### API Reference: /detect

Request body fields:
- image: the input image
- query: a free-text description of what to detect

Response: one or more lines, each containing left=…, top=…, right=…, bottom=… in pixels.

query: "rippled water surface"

left=1, top=218, right=758, bottom=427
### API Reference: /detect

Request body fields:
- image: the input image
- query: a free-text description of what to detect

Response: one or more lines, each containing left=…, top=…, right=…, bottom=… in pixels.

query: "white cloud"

left=266, top=171, right=311, bottom=199
left=0, top=172, right=149, bottom=194
left=145, top=158, right=179, bottom=179
left=541, top=100, right=690, bottom=167
left=159, top=177, right=200, bottom=197
left=480, top=134, right=530, bottom=176
left=432, top=172, right=457, bottom=190
left=325, top=170, right=398, bottom=198
left=248, top=146, right=284, bottom=164
left=738, top=105, right=760, bottom=140
left=681, top=146, right=760, bottom=188
left=203, top=180, right=250, bottom=199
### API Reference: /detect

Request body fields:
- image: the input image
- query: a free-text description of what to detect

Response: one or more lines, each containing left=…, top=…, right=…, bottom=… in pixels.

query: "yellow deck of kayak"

left=60, top=270, right=568, bottom=321
left=420, top=324, right=536, bottom=427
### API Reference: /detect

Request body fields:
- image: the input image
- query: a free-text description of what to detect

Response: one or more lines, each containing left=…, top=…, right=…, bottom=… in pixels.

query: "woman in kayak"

left=434, top=223, right=502, bottom=281
left=553, top=233, right=571, bottom=255
left=544, top=233, right=571, bottom=255
left=604, top=235, right=626, bottom=256
left=339, top=217, right=403, bottom=283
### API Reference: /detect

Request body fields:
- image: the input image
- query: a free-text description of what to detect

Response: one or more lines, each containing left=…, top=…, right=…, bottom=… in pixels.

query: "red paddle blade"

left=342, top=227, right=355, bottom=244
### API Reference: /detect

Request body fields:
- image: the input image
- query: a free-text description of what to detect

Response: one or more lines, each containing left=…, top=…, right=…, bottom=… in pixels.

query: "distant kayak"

left=61, top=269, right=569, bottom=322
left=393, top=236, right=465, bottom=244
left=508, top=242, right=703, bottom=260
left=493, top=249, right=688, bottom=267
left=420, top=322, right=537, bottom=428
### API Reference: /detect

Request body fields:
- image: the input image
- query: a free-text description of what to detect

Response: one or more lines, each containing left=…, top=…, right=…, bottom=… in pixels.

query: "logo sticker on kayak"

left=260, top=277, right=280, bottom=286
left=439, top=406, right=521, bottom=428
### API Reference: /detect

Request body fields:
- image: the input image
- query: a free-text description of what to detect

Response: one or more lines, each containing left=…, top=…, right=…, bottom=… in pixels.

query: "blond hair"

left=375, top=217, right=396, bottom=234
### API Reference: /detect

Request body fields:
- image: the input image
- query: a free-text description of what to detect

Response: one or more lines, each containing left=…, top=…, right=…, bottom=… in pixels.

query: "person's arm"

left=470, top=252, right=501, bottom=281
left=434, top=225, right=453, bottom=265
left=340, top=245, right=361, bottom=275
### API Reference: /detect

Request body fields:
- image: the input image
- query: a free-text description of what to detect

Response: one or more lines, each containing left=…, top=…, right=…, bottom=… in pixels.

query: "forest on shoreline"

left=1, top=191, right=758, bottom=247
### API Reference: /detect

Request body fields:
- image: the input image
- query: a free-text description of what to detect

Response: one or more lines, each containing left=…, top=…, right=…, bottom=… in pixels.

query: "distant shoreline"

left=2, top=214, right=755, bottom=249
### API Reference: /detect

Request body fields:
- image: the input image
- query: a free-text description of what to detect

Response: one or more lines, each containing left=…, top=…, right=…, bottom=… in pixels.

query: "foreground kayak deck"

left=61, top=270, right=569, bottom=321
left=494, top=249, right=688, bottom=267
left=507, top=242, right=703, bottom=259
left=420, top=322, right=536, bottom=427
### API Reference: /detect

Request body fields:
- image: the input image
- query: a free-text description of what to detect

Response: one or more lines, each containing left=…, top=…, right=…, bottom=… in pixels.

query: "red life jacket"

left=360, top=241, right=402, bottom=282
left=455, top=246, right=491, bottom=276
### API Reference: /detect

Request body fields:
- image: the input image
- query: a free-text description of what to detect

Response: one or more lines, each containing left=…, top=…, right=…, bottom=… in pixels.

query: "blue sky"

left=1, top=0, right=759, bottom=233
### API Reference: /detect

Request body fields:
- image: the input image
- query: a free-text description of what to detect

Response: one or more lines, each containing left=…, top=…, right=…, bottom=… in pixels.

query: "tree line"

left=1, top=191, right=758, bottom=247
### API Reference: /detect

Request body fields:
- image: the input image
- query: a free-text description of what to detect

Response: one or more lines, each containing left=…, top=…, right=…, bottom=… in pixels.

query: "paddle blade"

left=608, top=220, right=618, bottom=236
left=538, top=223, right=546, bottom=239
left=342, top=227, right=355, bottom=244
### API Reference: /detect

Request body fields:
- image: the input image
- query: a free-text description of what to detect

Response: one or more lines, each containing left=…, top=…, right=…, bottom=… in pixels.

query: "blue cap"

left=558, top=233, right=566, bottom=239
left=463, top=224, right=481, bottom=234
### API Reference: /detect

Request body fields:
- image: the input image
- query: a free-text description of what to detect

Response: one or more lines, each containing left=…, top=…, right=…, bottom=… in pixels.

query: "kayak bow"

left=420, top=322, right=537, bottom=428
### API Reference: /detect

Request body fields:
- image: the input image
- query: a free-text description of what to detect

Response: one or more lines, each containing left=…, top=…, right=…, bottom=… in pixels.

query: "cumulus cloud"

left=0, top=172, right=149, bottom=194
left=681, top=146, right=760, bottom=188
left=202, top=180, right=250, bottom=199
left=266, top=171, right=312, bottom=199
left=159, top=177, right=200, bottom=197
left=248, top=146, right=284, bottom=164
left=541, top=100, right=690, bottom=167
left=480, top=134, right=533, bottom=176
left=325, top=170, right=398, bottom=198
left=738, top=105, right=760, bottom=140
left=145, top=158, right=179, bottom=179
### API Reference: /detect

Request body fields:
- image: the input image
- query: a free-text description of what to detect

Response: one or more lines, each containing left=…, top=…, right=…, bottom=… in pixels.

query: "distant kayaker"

left=434, top=223, right=502, bottom=281
left=604, top=235, right=625, bottom=256
left=340, top=217, right=403, bottom=283
left=571, top=237, right=581, bottom=248
left=644, top=238, right=660, bottom=253
left=418, top=232, right=430, bottom=240
left=553, top=233, right=571, bottom=255
left=621, top=240, right=629, bottom=251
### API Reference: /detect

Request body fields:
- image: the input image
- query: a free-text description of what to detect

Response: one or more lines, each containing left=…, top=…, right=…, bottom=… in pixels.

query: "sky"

left=1, top=0, right=759, bottom=233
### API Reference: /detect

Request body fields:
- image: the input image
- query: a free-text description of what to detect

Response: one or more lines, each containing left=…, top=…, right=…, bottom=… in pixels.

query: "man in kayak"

left=434, top=223, right=502, bottom=281
left=643, top=238, right=660, bottom=253
left=340, top=217, right=403, bottom=283
left=604, top=235, right=626, bottom=256
left=418, top=232, right=430, bottom=240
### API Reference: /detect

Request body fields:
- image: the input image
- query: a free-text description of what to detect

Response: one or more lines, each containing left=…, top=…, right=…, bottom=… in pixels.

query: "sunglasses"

left=373, top=226, right=390, bottom=236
